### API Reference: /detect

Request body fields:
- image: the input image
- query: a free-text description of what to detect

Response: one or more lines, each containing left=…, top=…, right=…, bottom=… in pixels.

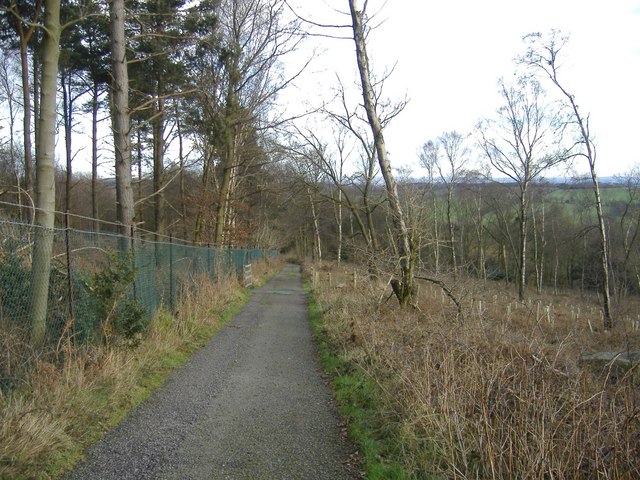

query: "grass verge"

left=308, top=291, right=410, bottom=479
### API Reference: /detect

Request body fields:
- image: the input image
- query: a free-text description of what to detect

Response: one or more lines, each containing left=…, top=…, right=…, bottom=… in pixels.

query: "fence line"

left=0, top=217, right=278, bottom=359
left=0, top=200, right=269, bottom=249
left=311, top=268, right=358, bottom=289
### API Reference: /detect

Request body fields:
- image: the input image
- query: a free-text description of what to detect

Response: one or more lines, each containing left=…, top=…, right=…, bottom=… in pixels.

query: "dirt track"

left=67, top=264, right=357, bottom=479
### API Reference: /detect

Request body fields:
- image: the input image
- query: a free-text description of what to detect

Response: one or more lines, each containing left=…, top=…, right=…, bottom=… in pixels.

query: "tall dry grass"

left=0, top=258, right=281, bottom=479
left=311, top=263, right=640, bottom=479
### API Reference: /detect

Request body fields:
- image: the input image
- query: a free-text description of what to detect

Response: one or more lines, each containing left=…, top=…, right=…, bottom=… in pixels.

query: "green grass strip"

left=308, top=292, right=411, bottom=480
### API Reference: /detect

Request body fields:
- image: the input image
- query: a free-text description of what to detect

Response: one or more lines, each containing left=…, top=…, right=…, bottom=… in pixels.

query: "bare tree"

left=208, top=0, right=304, bottom=245
left=289, top=127, right=345, bottom=261
left=0, top=51, right=23, bottom=211
left=348, top=0, right=414, bottom=305
left=419, top=140, right=442, bottom=274
left=324, top=77, right=386, bottom=258
left=478, top=76, right=569, bottom=301
left=288, top=123, right=381, bottom=265
left=420, top=131, right=471, bottom=279
left=283, top=144, right=326, bottom=260
left=519, top=30, right=613, bottom=327
left=467, top=179, right=488, bottom=281
left=3, top=0, right=43, bottom=197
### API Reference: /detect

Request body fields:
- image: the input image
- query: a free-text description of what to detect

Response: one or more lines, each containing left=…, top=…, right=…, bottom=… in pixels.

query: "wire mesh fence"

left=0, top=217, right=278, bottom=366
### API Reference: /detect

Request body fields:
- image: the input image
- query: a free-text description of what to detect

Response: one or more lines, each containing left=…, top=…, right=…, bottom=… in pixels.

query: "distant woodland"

left=1, top=0, right=638, bottom=323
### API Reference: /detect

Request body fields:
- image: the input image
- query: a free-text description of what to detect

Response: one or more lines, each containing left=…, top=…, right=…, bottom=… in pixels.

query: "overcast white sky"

left=286, top=0, right=640, bottom=178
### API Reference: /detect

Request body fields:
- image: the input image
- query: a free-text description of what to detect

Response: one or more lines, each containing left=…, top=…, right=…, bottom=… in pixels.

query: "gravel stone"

left=66, top=264, right=357, bottom=480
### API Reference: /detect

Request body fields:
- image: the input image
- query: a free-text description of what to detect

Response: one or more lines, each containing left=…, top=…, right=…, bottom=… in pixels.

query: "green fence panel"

left=0, top=219, right=279, bottom=362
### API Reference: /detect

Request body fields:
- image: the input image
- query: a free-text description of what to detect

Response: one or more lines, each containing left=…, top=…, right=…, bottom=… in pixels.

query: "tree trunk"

left=433, top=194, right=440, bottom=275
left=308, top=187, right=322, bottom=262
left=29, top=0, right=60, bottom=346
left=13, top=2, right=44, bottom=200
left=33, top=47, right=40, bottom=180
left=194, top=145, right=214, bottom=243
left=335, top=189, right=342, bottom=263
left=215, top=128, right=235, bottom=245
left=362, top=156, right=378, bottom=252
left=336, top=184, right=369, bottom=251
left=518, top=187, right=528, bottom=301
left=91, top=80, right=100, bottom=231
left=348, top=0, right=414, bottom=305
left=539, top=203, right=545, bottom=293
left=550, top=219, right=558, bottom=294
left=214, top=68, right=239, bottom=245
left=591, top=168, right=613, bottom=327
left=0, top=55, right=23, bottom=214
left=136, top=127, right=143, bottom=220
left=532, top=203, right=540, bottom=293
left=502, top=243, right=509, bottom=285
left=62, top=70, right=73, bottom=216
left=446, top=185, right=457, bottom=278
left=176, top=104, right=188, bottom=239
left=533, top=39, right=614, bottom=327
left=473, top=192, right=486, bottom=281
left=19, top=41, right=34, bottom=196
left=618, top=197, right=640, bottom=300
left=152, top=91, right=165, bottom=238
left=363, top=185, right=378, bottom=251
left=110, top=0, right=135, bottom=240
left=532, top=201, right=546, bottom=294
left=568, top=95, right=613, bottom=326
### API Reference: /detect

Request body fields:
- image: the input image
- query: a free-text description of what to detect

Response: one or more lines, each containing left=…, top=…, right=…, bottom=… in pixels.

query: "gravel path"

left=67, top=264, right=357, bottom=480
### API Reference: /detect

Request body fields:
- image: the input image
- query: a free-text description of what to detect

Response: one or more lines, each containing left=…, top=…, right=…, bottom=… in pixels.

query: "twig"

left=415, top=274, right=464, bottom=322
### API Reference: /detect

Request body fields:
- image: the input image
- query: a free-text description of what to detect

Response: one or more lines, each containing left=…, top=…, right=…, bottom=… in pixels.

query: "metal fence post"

left=169, top=233, right=176, bottom=314
left=130, top=225, right=137, bottom=302
left=64, top=211, right=75, bottom=332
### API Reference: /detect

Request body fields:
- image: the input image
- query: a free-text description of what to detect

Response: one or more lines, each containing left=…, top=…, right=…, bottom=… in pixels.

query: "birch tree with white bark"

left=518, top=30, right=613, bottom=327
left=478, top=76, right=569, bottom=302
left=347, top=0, right=415, bottom=305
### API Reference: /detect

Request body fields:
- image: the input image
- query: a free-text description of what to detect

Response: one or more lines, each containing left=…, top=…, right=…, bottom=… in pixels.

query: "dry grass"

left=310, top=262, right=640, bottom=479
left=0, top=258, right=281, bottom=479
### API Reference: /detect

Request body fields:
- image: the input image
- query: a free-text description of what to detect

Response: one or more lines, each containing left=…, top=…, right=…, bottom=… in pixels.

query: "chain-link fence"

left=0, top=218, right=278, bottom=359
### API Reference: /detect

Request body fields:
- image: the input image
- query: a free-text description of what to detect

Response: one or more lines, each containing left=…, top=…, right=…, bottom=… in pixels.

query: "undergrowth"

left=309, top=292, right=410, bottom=479
left=0, top=257, right=282, bottom=479
left=309, top=261, right=640, bottom=480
